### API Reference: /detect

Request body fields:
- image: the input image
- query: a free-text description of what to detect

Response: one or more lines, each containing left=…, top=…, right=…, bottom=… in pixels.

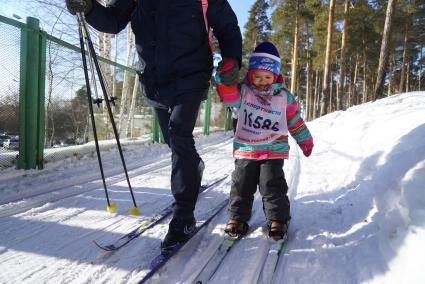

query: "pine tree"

left=337, top=0, right=350, bottom=110
left=271, top=0, right=298, bottom=73
left=242, top=0, right=272, bottom=72
left=373, top=0, right=398, bottom=100
left=347, top=0, right=379, bottom=104
left=319, top=0, right=336, bottom=116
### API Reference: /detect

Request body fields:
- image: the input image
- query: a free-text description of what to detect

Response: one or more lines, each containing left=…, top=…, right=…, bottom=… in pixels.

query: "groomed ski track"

left=0, top=131, right=302, bottom=284
left=0, top=133, right=246, bottom=283
left=2, top=93, right=425, bottom=283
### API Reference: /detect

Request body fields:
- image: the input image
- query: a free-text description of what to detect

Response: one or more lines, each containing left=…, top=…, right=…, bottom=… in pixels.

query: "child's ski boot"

left=268, top=220, right=288, bottom=241
left=224, top=219, right=249, bottom=237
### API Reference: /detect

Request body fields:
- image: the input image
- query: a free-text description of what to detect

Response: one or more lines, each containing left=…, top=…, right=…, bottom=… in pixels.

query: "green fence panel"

left=0, top=16, right=21, bottom=169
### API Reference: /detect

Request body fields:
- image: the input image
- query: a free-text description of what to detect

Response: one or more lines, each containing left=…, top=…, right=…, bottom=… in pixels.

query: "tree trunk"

left=347, top=55, right=353, bottom=108
left=399, top=24, right=409, bottom=94
left=102, top=33, right=112, bottom=139
left=103, top=33, right=112, bottom=83
left=315, top=71, right=322, bottom=119
left=313, top=70, right=319, bottom=119
left=406, top=62, right=410, bottom=93
left=320, top=0, right=336, bottom=116
left=351, top=51, right=360, bottom=106
left=373, top=0, right=397, bottom=100
left=337, top=0, right=350, bottom=110
left=419, top=49, right=423, bottom=90
left=290, top=1, right=300, bottom=95
left=362, top=46, right=368, bottom=103
left=306, top=51, right=313, bottom=121
left=388, top=56, right=393, bottom=96
left=329, top=72, right=334, bottom=112
left=112, top=34, right=119, bottom=114
left=46, top=50, right=55, bottom=147
left=126, top=77, right=140, bottom=137
left=118, top=25, right=134, bottom=136
left=305, top=22, right=313, bottom=120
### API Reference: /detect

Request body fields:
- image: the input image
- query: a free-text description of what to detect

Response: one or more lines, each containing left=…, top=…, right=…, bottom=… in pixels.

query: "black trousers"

left=229, top=159, right=290, bottom=223
left=155, top=99, right=202, bottom=219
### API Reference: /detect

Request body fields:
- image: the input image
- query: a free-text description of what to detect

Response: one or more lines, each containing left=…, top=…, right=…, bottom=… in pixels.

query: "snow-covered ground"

left=0, top=92, right=424, bottom=284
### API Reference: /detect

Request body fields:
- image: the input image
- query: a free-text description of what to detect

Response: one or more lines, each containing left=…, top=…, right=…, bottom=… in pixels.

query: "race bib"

left=235, top=85, right=288, bottom=145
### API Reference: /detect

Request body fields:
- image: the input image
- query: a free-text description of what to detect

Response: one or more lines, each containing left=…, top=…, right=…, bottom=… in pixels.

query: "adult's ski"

left=137, top=198, right=229, bottom=284
left=257, top=234, right=288, bottom=284
left=93, top=175, right=228, bottom=251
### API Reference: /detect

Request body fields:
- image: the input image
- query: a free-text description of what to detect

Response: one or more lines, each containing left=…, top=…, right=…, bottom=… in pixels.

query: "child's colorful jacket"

left=216, top=80, right=313, bottom=160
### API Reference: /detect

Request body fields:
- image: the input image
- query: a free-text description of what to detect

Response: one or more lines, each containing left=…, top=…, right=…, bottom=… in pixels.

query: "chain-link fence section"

left=0, top=20, right=21, bottom=169
left=42, top=38, right=152, bottom=164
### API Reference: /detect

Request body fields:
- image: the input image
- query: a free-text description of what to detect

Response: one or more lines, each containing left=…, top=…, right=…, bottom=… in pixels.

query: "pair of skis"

left=76, top=13, right=138, bottom=215
left=135, top=212, right=288, bottom=283
left=93, top=175, right=228, bottom=251
left=193, top=225, right=288, bottom=284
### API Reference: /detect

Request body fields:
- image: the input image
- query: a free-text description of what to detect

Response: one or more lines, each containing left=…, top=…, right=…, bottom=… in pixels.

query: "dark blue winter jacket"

left=86, top=0, right=242, bottom=106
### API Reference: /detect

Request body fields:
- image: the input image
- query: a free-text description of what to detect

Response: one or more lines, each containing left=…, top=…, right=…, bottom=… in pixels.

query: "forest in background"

left=241, top=0, right=424, bottom=120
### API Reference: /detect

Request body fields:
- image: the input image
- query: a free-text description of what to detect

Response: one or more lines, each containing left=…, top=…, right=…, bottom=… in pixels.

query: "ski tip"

left=93, top=240, right=112, bottom=251
left=129, top=207, right=140, bottom=216
left=107, top=203, right=117, bottom=213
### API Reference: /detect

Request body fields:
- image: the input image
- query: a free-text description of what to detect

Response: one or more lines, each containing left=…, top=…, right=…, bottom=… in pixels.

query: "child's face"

left=251, top=71, right=274, bottom=90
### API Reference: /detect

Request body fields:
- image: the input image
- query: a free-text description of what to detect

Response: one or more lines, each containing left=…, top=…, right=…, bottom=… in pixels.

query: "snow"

left=1, top=92, right=425, bottom=284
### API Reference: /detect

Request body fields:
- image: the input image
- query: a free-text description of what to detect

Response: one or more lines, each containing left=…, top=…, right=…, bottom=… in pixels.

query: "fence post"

left=152, top=109, right=165, bottom=143
left=18, top=17, right=46, bottom=170
left=37, top=30, right=47, bottom=169
left=151, top=110, right=158, bottom=143
left=158, top=125, right=165, bottom=144
left=224, top=107, right=231, bottom=131
left=203, top=88, right=212, bottom=135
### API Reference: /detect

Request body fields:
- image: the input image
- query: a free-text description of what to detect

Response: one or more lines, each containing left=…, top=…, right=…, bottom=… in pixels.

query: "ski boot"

left=268, top=220, right=289, bottom=241
left=224, top=219, right=249, bottom=238
left=161, top=216, right=196, bottom=253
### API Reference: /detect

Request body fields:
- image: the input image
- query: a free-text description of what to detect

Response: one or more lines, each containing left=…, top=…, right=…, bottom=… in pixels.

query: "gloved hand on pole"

left=66, top=0, right=93, bottom=15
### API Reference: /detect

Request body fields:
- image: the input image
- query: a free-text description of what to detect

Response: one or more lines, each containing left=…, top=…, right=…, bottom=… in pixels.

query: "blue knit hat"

left=248, top=42, right=281, bottom=76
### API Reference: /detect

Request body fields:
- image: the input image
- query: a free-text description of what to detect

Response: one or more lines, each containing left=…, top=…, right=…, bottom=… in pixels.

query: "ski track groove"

left=0, top=137, right=232, bottom=218
left=0, top=136, right=234, bottom=284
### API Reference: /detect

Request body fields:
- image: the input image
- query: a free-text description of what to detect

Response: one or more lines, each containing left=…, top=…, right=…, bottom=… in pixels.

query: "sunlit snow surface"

left=0, top=92, right=424, bottom=283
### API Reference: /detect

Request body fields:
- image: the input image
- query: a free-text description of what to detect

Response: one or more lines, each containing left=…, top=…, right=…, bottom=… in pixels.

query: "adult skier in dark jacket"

left=66, top=0, right=242, bottom=251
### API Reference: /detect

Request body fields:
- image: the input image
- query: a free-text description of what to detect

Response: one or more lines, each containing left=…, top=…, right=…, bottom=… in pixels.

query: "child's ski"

left=137, top=198, right=229, bottom=284
left=93, top=175, right=228, bottom=251
left=192, top=234, right=244, bottom=284
left=257, top=234, right=288, bottom=284
left=192, top=201, right=262, bottom=284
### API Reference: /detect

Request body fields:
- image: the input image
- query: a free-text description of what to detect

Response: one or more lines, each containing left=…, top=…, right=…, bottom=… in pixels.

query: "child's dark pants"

left=229, top=158, right=290, bottom=223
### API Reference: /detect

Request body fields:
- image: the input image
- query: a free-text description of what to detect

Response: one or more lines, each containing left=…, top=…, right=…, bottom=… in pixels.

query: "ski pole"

left=76, top=13, right=116, bottom=213
left=78, top=13, right=140, bottom=216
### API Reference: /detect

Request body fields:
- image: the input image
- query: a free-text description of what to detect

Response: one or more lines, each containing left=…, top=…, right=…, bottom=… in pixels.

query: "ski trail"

left=0, top=137, right=234, bottom=284
left=0, top=137, right=233, bottom=217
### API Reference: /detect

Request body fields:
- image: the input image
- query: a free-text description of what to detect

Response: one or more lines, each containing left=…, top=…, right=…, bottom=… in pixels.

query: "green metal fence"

left=0, top=15, right=229, bottom=171
left=0, top=16, right=23, bottom=169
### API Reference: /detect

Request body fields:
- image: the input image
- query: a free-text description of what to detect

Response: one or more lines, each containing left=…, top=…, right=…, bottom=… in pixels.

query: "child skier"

left=215, top=41, right=314, bottom=240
